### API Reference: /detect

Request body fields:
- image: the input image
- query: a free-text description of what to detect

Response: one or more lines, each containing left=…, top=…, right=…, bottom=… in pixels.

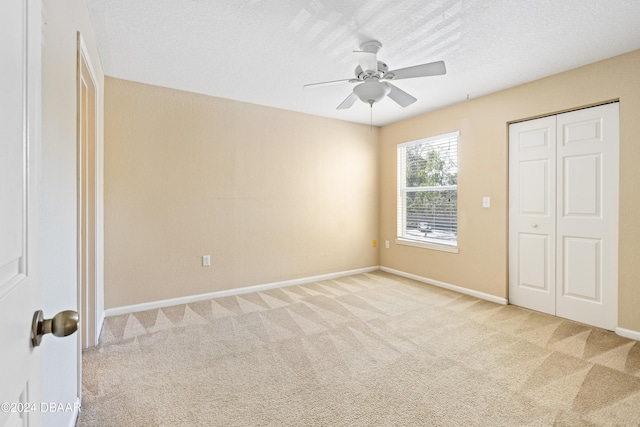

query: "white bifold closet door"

left=509, top=102, right=619, bottom=330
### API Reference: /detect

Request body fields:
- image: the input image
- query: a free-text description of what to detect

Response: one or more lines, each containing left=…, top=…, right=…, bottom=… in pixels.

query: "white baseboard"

left=104, top=266, right=380, bottom=317
left=616, top=327, right=640, bottom=341
left=380, top=266, right=508, bottom=305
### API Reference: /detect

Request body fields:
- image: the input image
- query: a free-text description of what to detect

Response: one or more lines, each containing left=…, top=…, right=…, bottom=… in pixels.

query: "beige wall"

left=379, top=49, right=640, bottom=332
left=104, top=78, right=379, bottom=308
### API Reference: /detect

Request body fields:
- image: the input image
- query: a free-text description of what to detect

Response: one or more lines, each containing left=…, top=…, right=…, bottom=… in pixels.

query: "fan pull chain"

left=370, top=103, right=373, bottom=133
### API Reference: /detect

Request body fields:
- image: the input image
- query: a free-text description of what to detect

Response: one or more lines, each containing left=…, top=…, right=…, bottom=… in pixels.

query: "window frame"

left=396, top=131, right=459, bottom=253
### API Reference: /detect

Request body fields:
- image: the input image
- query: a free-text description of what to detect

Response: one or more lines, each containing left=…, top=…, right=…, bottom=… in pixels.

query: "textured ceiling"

left=85, top=0, right=640, bottom=126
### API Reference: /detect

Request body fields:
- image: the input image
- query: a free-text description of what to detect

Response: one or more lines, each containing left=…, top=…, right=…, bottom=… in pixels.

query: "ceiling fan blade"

left=303, top=78, right=354, bottom=89
left=387, top=83, right=417, bottom=107
left=386, top=60, right=446, bottom=80
left=337, top=92, right=358, bottom=110
left=354, top=50, right=378, bottom=74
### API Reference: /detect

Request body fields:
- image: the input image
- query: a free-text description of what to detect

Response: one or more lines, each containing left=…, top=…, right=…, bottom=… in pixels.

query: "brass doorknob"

left=31, top=310, right=79, bottom=347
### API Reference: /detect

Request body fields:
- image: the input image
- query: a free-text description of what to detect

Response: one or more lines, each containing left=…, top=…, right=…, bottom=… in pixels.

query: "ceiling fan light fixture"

left=353, top=79, right=390, bottom=105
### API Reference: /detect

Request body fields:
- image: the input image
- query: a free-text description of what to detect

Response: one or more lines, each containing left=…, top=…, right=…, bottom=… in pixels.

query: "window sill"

left=395, top=237, right=459, bottom=253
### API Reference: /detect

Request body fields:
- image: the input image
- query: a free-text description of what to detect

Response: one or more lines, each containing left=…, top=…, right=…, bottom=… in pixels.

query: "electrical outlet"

left=203, top=255, right=211, bottom=267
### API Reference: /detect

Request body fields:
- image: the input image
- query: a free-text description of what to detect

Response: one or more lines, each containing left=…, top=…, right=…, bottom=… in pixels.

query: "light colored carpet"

left=78, top=271, right=640, bottom=426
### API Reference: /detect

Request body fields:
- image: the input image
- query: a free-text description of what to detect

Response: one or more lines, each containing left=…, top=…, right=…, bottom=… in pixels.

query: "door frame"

left=77, top=33, right=101, bottom=350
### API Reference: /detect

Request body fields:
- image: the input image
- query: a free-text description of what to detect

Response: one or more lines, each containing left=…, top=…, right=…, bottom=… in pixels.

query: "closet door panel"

left=508, top=116, right=556, bottom=314
left=556, top=103, right=618, bottom=330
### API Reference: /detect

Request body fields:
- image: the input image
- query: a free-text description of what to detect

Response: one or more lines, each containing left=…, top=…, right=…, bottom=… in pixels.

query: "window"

left=397, top=131, right=459, bottom=252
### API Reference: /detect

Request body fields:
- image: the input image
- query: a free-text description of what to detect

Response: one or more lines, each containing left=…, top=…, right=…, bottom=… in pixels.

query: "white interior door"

left=0, top=0, right=43, bottom=426
left=555, top=104, right=619, bottom=330
left=509, top=103, right=619, bottom=330
left=508, top=116, right=557, bottom=315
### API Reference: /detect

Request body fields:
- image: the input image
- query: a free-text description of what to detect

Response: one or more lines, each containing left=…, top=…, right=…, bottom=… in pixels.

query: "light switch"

left=482, top=197, right=491, bottom=208
left=203, top=255, right=211, bottom=267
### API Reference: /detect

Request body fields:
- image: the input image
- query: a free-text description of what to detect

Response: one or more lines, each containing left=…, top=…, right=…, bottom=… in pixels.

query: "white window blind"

left=397, top=131, right=458, bottom=250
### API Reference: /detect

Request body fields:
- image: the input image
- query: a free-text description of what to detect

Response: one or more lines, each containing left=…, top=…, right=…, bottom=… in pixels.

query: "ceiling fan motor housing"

left=355, top=61, right=389, bottom=80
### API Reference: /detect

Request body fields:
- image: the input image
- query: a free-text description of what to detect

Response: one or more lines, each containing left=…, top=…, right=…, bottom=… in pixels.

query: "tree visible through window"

left=397, top=132, right=458, bottom=248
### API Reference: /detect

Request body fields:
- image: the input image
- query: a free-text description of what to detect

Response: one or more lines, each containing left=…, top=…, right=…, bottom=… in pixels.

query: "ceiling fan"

left=304, top=40, right=446, bottom=110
